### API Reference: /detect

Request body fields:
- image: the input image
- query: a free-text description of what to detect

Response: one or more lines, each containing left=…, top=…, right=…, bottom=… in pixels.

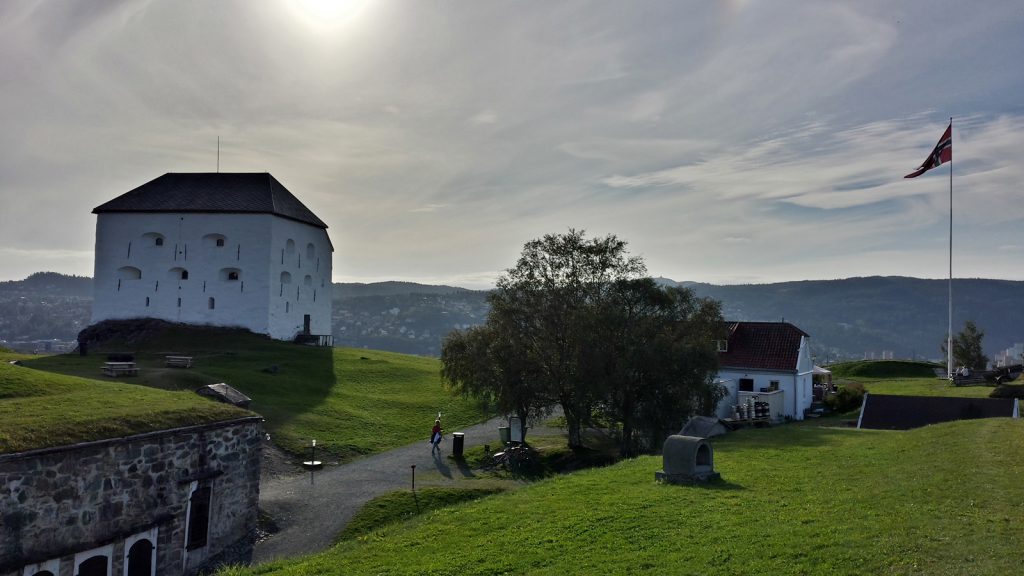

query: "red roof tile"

left=718, top=322, right=808, bottom=372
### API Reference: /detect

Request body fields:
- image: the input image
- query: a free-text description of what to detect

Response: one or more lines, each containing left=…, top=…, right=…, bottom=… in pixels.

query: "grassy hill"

left=222, top=417, right=1024, bottom=575
left=19, top=324, right=491, bottom=461
left=0, top=352, right=250, bottom=454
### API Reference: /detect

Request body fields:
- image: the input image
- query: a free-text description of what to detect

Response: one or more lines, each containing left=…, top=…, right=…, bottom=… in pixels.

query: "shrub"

left=825, top=382, right=866, bottom=413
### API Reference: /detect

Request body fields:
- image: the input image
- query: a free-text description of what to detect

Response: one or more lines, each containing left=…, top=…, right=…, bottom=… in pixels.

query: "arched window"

left=306, top=243, right=316, bottom=261
left=73, top=545, right=113, bottom=576
left=303, top=274, right=313, bottom=287
left=117, top=266, right=142, bottom=280
left=220, top=268, right=241, bottom=281
left=168, top=267, right=188, bottom=281
left=145, top=297, right=150, bottom=307
left=203, top=233, right=227, bottom=248
left=285, top=238, right=296, bottom=255
left=126, top=538, right=155, bottom=576
left=142, top=232, right=165, bottom=247
left=208, top=297, right=215, bottom=310
left=280, top=271, right=292, bottom=284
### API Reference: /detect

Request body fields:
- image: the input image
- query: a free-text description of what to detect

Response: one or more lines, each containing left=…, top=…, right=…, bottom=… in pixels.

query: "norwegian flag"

left=905, top=122, right=952, bottom=178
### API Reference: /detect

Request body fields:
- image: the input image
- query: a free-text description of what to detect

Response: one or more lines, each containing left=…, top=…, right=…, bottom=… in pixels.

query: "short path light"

left=302, top=439, right=322, bottom=485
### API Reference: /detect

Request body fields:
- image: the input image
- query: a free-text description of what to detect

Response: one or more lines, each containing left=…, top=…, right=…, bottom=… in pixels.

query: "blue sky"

left=1, top=0, right=1022, bottom=287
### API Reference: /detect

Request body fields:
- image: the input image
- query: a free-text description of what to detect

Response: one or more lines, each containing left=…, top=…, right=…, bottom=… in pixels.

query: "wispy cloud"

left=1, top=0, right=1023, bottom=284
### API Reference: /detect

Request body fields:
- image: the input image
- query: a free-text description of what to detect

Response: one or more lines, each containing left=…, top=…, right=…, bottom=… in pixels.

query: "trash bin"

left=498, top=427, right=511, bottom=444
left=452, top=432, right=465, bottom=458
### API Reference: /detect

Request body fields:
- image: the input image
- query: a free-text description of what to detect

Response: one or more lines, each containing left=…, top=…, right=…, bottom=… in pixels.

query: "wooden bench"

left=165, top=356, right=193, bottom=368
left=102, top=362, right=138, bottom=377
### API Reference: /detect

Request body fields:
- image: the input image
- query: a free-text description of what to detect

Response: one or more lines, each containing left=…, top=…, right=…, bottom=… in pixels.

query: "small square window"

left=216, top=238, right=225, bottom=247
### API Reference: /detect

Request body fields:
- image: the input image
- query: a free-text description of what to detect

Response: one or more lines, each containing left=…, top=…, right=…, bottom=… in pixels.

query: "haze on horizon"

left=2, top=1, right=1022, bottom=290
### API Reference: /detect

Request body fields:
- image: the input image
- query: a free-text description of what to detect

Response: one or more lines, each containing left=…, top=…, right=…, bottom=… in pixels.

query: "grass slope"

left=0, top=353, right=249, bottom=454
left=829, top=360, right=939, bottom=379
left=22, top=326, right=489, bottom=461
left=225, top=418, right=1024, bottom=576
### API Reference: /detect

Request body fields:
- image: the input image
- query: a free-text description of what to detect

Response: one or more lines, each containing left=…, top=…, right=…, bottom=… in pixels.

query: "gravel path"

left=253, top=415, right=546, bottom=563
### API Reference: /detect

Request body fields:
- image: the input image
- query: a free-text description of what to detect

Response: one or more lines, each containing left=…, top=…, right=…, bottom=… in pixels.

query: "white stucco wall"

left=92, top=212, right=332, bottom=340
left=714, top=336, right=814, bottom=421
left=266, top=217, right=333, bottom=340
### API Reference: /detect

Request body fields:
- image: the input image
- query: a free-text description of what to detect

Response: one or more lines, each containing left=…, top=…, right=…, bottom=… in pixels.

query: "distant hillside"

left=333, top=281, right=470, bottom=298
left=0, top=271, right=93, bottom=297
left=682, top=276, right=1024, bottom=362
left=332, top=283, right=488, bottom=356
left=4, top=273, right=1022, bottom=361
left=0, top=272, right=92, bottom=342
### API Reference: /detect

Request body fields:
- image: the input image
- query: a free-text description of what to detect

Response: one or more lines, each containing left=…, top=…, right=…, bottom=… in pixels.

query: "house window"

left=229, top=271, right=239, bottom=280
left=208, top=297, right=215, bottom=310
left=739, top=378, right=754, bottom=392
left=716, top=340, right=728, bottom=352
left=145, top=297, right=150, bottom=307
left=181, top=270, right=189, bottom=280
left=177, top=297, right=181, bottom=308
left=154, top=237, right=164, bottom=246
left=286, top=301, right=290, bottom=313
left=186, top=484, right=212, bottom=550
left=216, top=238, right=225, bottom=247
left=221, top=268, right=241, bottom=281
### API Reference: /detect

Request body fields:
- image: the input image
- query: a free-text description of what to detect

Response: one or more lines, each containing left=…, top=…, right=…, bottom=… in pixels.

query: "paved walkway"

left=254, top=415, right=539, bottom=563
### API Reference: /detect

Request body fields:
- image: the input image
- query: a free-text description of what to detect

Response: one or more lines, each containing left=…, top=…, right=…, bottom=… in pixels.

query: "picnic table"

left=102, top=361, right=138, bottom=377
left=165, top=355, right=193, bottom=368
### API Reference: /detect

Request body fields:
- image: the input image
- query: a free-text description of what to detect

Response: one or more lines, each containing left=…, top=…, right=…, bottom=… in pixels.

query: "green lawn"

left=224, top=418, right=1024, bottom=575
left=0, top=353, right=250, bottom=454
left=857, top=377, right=994, bottom=398
left=19, top=326, right=490, bottom=461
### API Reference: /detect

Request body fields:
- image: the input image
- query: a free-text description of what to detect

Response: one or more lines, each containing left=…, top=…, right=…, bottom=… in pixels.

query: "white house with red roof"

left=91, top=173, right=333, bottom=341
left=714, top=321, right=814, bottom=422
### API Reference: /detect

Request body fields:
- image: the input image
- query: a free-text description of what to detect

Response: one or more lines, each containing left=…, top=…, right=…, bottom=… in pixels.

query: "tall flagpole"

left=947, top=117, right=953, bottom=380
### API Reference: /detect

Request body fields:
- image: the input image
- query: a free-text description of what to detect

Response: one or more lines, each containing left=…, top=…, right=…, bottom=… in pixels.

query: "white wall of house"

left=714, top=336, right=814, bottom=421
left=92, top=212, right=332, bottom=340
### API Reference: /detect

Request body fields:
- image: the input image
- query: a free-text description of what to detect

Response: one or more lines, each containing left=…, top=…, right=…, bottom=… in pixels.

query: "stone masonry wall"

left=0, top=416, right=262, bottom=576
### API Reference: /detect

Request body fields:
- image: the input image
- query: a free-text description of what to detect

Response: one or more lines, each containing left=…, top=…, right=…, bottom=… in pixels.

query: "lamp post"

left=303, top=439, right=321, bottom=485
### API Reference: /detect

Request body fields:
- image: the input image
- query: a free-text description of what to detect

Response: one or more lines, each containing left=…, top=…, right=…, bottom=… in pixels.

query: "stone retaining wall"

left=0, top=416, right=263, bottom=576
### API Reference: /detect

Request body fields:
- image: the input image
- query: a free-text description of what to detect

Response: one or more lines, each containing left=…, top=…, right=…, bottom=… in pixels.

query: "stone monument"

left=655, top=435, right=720, bottom=484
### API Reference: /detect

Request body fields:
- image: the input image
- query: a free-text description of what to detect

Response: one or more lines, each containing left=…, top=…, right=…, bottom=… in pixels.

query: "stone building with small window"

left=0, top=416, right=263, bottom=576
left=90, top=173, right=333, bottom=340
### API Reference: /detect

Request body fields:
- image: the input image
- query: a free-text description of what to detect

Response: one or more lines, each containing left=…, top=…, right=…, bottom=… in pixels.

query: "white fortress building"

left=91, top=173, right=333, bottom=340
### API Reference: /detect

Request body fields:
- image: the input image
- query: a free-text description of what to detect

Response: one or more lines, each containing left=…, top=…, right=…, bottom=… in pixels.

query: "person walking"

left=430, top=418, right=443, bottom=452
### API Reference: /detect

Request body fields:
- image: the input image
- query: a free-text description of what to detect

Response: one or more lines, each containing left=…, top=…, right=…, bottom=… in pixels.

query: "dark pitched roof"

left=718, top=321, right=808, bottom=372
left=858, top=394, right=1017, bottom=430
left=93, top=173, right=327, bottom=229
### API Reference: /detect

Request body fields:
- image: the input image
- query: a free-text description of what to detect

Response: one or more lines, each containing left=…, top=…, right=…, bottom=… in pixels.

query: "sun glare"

left=287, top=0, right=365, bottom=29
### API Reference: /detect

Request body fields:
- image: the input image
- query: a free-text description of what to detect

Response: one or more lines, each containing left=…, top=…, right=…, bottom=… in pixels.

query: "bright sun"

left=287, top=0, right=365, bottom=29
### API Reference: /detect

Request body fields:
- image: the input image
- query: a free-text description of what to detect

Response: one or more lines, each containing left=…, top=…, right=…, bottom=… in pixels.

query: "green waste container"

left=452, top=432, right=465, bottom=457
